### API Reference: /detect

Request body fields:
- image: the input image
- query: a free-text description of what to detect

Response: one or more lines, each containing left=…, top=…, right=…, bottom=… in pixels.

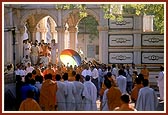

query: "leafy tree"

left=55, top=4, right=164, bottom=33
left=122, top=4, right=164, bottom=33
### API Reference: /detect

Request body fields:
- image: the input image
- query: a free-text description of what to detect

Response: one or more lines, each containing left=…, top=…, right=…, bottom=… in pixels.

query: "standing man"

left=125, top=65, right=133, bottom=94
left=116, top=69, right=127, bottom=94
left=30, top=43, right=39, bottom=66
left=81, top=64, right=92, bottom=81
left=82, top=75, right=97, bottom=111
left=39, top=74, right=57, bottom=111
left=55, top=74, right=67, bottom=111
left=62, top=73, right=76, bottom=111
left=156, top=65, right=164, bottom=101
left=135, top=79, right=158, bottom=111
left=51, top=39, right=58, bottom=65
left=73, top=74, right=84, bottom=111
left=91, top=65, right=99, bottom=98
left=140, top=64, right=149, bottom=80
left=23, top=39, right=31, bottom=57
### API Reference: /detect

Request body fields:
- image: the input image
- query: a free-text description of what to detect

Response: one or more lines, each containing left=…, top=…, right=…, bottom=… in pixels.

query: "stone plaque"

left=109, top=17, right=133, bottom=29
left=109, top=52, right=133, bottom=64
left=142, top=35, right=164, bottom=46
left=109, top=35, right=133, bottom=46
left=142, top=52, right=164, bottom=64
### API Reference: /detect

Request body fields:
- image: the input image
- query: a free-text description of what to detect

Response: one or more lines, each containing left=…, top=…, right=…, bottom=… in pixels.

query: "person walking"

left=135, top=79, right=158, bottom=111
left=82, top=75, right=97, bottom=111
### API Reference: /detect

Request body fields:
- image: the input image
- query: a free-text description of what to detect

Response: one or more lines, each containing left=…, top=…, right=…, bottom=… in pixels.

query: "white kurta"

left=82, top=81, right=97, bottom=111
left=135, top=87, right=158, bottom=111
left=51, top=43, right=58, bottom=64
left=116, top=75, right=127, bottom=94
left=73, top=81, right=84, bottom=111
left=157, top=71, right=164, bottom=100
left=102, top=89, right=109, bottom=111
left=81, top=69, right=92, bottom=78
left=30, top=45, right=39, bottom=65
left=23, top=43, right=31, bottom=57
left=56, top=81, right=67, bottom=111
left=63, top=81, right=76, bottom=111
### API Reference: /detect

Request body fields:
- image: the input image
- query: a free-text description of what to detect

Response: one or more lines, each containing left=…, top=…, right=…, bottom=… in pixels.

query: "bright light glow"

left=60, top=55, right=78, bottom=67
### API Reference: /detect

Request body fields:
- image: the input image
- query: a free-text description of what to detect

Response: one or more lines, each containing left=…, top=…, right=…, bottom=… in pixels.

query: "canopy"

left=60, top=49, right=81, bottom=67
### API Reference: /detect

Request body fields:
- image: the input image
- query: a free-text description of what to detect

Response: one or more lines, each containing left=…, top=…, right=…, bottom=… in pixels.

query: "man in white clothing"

left=91, top=65, right=99, bottom=98
left=25, top=63, right=34, bottom=75
left=55, top=74, right=67, bottom=111
left=73, top=74, right=84, bottom=111
left=116, top=69, right=127, bottom=94
left=21, top=55, right=31, bottom=67
left=135, top=79, right=158, bottom=111
left=39, top=53, right=49, bottom=68
left=81, top=64, right=92, bottom=80
left=156, top=65, right=164, bottom=101
left=51, top=39, right=58, bottom=65
left=82, top=75, right=97, bottom=111
left=62, top=73, right=76, bottom=111
left=23, top=40, right=31, bottom=57
left=30, top=43, right=39, bottom=66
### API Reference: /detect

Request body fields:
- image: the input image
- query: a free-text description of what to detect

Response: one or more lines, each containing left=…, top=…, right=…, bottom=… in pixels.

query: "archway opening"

left=77, top=15, right=99, bottom=61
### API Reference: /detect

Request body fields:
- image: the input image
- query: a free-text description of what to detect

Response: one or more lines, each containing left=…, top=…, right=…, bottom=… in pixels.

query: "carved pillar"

left=68, top=26, right=78, bottom=51
left=29, top=28, right=37, bottom=44
left=39, top=28, right=48, bottom=43
left=4, top=31, right=13, bottom=65
left=97, top=26, right=109, bottom=64
left=17, top=25, right=25, bottom=61
left=51, top=30, right=57, bottom=42
left=56, top=27, right=65, bottom=62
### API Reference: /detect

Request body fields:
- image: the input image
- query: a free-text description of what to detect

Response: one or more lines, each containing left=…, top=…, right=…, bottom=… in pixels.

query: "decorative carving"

left=112, top=20, right=130, bottom=25
left=112, top=55, right=131, bottom=60
left=109, top=35, right=133, bottom=46
left=142, top=53, right=164, bottom=64
left=109, top=53, right=133, bottom=63
left=144, top=37, right=160, bottom=43
left=142, top=35, right=164, bottom=46
left=144, top=55, right=163, bottom=61
left=113, top=38, right=129, bottom=43
left=109, top=17, right=133, bottom=29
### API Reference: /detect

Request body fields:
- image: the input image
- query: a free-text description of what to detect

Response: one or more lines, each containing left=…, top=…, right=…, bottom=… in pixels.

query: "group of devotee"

left=22, top=39, right=58, bottom=67
left=9, top=39, right=162, bottom=111
left=14, top=54, right=164, bottom=111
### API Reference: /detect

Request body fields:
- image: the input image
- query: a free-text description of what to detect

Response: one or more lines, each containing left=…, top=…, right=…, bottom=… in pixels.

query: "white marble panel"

left=109, top=52, right=133, bottom=63
left=142, top=35, right=164, bottom=46
left=109, top=17, right=133, bottom=29
left=142, top=52, right=164, bottom=63
left=109, top=35, right=133, bottom=46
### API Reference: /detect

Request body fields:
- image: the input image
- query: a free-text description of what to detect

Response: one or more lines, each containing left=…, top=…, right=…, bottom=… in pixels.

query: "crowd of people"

left=7, top=39, right=164, bottom=111
left=14, top=58, right=164, bottom=111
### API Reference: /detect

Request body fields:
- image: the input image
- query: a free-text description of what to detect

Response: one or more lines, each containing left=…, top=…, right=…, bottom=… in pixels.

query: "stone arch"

left=20, top=9, right=58, bottom=27
left=62, top=8, right=100, bottom=27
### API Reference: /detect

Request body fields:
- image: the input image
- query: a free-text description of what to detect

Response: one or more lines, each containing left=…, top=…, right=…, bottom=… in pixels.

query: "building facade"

left=3, top=4, right=164, bottom=78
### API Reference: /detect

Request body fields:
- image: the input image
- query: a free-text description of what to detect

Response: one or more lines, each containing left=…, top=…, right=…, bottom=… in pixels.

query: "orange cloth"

left=39, top=79, right=57, bottom=111
left=19, top=98, right=41, bottom=111
left=43, top=68, right=55, bottom=80
left=114, top=104, right=136, bottom=111
left=107, top=86, right=122, bottom=111
left=131, top=84, right=143, bottom=102
left=140, top=69, right=149, bottom=80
